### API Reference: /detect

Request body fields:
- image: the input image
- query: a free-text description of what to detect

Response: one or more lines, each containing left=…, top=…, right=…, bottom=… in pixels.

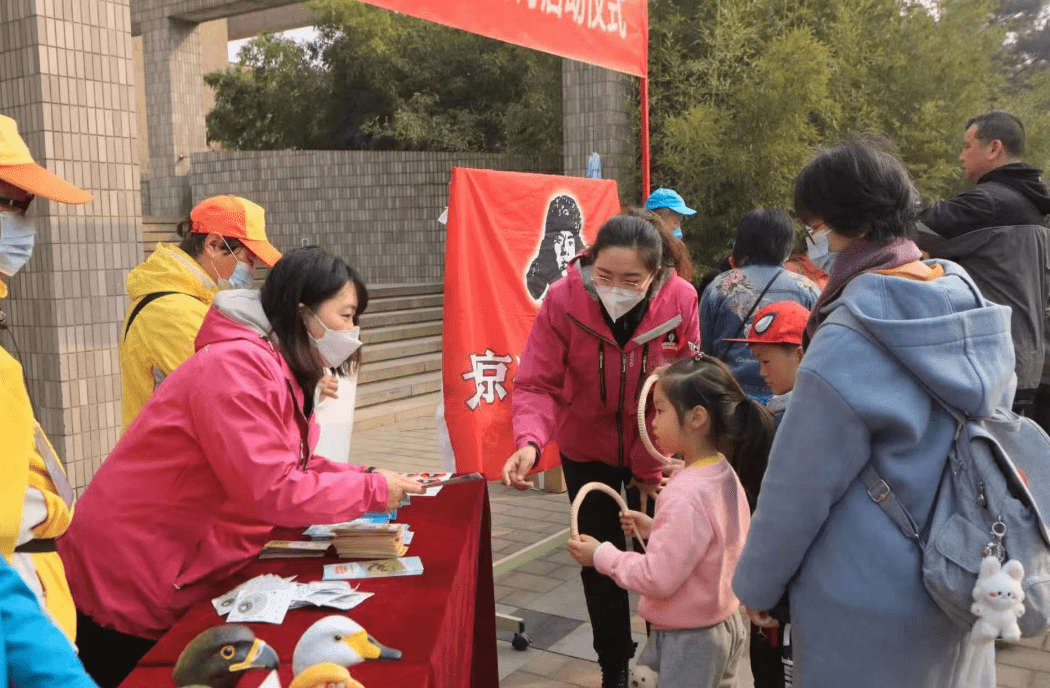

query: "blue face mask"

left=212, top=236, right=254, bottom=290
left=672, top=227, right=683, bottom=240
left=0, top=211, right=36, bottom=277
left=226, top=260, right=253, bottom=290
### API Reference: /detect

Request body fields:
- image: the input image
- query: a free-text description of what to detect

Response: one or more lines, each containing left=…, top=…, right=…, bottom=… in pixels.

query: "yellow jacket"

left=0, top=335, right=76, bottom=639
left=121, top=244, right=217, bottom=431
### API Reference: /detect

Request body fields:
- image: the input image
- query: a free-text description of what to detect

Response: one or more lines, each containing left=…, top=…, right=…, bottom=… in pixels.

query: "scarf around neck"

left=803, top=236, right=921, bottom=344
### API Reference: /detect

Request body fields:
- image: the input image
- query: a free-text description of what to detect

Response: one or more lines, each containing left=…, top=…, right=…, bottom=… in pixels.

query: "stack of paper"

left=258, top=540, right=332, bottom=559
left=328, top=523, right=410, bottom=559
left=304, top=513, right=394, bottom=540
left=322, top=556, right=424, bottom=581
left=211, top=575, right=374, bottom=623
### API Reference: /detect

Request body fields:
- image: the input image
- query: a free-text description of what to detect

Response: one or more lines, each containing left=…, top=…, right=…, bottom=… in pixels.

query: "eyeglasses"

left=804, top=220, right=827, bottom=238
left=593, top=273, right=651, bottom=290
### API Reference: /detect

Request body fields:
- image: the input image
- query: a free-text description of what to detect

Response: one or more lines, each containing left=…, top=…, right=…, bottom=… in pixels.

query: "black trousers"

left=562, top=456, right=654, bottom=665
left=76, top=611, right=157, bottom=688
left=1027, top=385, right=1050, bottom=436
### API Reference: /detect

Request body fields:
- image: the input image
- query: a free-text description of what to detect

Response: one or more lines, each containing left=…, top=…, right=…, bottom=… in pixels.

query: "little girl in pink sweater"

left=569, top=353, right=775, bottom=687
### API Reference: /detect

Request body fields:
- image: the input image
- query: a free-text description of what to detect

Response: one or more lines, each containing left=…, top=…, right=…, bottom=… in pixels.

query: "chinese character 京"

left=462, top=349, right=514, bottom=410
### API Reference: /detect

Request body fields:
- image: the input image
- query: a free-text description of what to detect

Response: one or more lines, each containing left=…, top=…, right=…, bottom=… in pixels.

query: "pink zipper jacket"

left=58, top=291, right=387, bottom=639
left=513, top=261, right=700, bottom=483
left=593, top=459, right=750, bottom=629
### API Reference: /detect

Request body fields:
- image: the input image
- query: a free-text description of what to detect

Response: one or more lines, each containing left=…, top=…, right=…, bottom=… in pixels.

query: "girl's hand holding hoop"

left=567, top=534, right=601, bottom=567
left=619, top=510, right=653, bottom=539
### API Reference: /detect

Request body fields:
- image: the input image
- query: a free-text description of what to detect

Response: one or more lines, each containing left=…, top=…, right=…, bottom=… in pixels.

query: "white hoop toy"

left=570, top=482, right=645, bottom=552
left=569, top=372, right=677, bottom=553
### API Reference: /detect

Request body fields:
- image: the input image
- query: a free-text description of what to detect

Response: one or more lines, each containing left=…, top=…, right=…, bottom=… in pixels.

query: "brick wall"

left=189, top=150, right=552, bottom=283
left=0, top=0, right=141, bottom=493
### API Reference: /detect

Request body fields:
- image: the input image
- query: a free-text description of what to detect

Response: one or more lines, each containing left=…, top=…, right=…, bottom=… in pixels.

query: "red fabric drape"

left=442, top=168, right=622, bottom=479
left=118, top=480, right=496, bottom=688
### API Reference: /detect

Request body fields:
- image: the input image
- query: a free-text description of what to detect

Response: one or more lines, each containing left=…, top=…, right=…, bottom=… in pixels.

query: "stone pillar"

left=562, top=59, right=635, bottom=200
left=0, top=0, right=142, bottom=492
left=140, top=14, right=205, bottom=217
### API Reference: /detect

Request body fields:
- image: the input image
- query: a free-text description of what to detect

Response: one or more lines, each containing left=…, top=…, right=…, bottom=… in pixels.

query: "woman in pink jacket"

left=501, top=213, right=700, bottom=688
left=58, top=247, right=424, bottom=688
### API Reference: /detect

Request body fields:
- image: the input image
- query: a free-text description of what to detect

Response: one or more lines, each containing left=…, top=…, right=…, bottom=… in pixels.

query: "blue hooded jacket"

left=733, top=261, right=1015, bottom=688
left=0, top=557, right=98, bottom=687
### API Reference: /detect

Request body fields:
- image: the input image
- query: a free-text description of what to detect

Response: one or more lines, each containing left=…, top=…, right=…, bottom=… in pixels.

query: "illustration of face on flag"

left=443, top=169, right=621, bottom=478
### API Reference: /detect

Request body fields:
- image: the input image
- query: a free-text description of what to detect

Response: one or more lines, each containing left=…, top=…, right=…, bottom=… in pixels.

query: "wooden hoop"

left=570, top=482, right=646, bottom=553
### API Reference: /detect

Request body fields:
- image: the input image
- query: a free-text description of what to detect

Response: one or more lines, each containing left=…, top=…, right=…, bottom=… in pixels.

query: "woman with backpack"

left=731, top=138, right=1016, bottom=687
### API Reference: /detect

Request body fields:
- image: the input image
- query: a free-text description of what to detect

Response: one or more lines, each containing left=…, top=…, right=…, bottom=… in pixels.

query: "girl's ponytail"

left=659, top=355, right=776, bottom=510
left=724, top=398, right=775, bottom=511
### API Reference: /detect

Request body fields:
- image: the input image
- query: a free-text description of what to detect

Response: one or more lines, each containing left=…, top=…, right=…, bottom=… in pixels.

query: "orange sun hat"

left=0, top=114, right=92, bottom=204
left=189, top=195, right=282, bottom=268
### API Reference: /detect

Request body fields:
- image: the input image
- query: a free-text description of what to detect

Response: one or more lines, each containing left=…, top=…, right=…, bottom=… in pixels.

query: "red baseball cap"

left=724, top=301, right=810, bottom=346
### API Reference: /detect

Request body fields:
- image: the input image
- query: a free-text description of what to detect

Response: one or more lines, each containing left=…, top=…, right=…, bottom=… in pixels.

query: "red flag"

left=443, top=169, right=621, bottom=479
left=354, top=0, right=647, bottom=77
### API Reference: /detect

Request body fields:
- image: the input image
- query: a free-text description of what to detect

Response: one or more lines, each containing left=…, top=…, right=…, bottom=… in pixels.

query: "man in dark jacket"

left=918, top=111, right=1050, bottom=428
left=921, top=110, right=1050, bottom=236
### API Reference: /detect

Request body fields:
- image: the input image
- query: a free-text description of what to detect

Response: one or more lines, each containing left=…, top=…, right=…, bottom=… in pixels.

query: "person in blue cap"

left=644, top=188, right=697, bottom=240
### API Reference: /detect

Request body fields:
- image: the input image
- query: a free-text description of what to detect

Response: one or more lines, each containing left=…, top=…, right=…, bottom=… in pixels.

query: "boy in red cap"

left=724, top=299, right=809, bottom=688
left=725, top=300, right=808, bottom=424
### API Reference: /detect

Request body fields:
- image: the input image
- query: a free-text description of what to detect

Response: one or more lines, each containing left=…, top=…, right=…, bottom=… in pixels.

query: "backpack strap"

left=717, top=268, right=784, bottom=359
left=123, top=291, right=184, bottom=341
left=824, top=307, right=968, bottom=546
left=859, top=464, right=924, bottom=543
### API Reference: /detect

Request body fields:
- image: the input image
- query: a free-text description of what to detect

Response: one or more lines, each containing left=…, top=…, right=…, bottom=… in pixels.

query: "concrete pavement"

left=355, top=415, right=1050, bottom=687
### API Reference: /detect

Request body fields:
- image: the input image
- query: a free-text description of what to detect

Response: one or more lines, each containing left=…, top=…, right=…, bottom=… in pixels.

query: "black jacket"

left=920, top=162, right=1050, bottom=238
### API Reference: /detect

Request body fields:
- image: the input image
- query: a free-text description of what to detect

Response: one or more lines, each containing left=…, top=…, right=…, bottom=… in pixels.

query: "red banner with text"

left=355, top=0, right=647, bottom=77
left=443, top=169, right=621, bottom=479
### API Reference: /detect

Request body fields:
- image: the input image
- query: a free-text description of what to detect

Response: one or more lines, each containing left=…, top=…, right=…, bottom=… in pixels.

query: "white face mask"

left=806, top=229, right=838, bottom=272
left=307, top=311, right=362, bottom=368
left=0, top=211, right=36, bottom=277
left=595, top=284, right=647, bottom=322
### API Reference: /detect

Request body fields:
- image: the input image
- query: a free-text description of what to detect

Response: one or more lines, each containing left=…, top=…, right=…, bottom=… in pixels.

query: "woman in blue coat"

left=732, top=138, right=1016, bottom=687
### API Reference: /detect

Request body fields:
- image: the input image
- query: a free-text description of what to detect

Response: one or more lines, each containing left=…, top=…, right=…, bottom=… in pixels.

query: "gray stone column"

left=562, top=59, right=635, bottom=199
left=0, top=0, right=141, bottom=492
left=141, top=14, right=205, bottom=217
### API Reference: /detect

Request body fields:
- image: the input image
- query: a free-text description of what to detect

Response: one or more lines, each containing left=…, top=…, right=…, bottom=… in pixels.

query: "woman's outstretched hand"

left=501, top=445, right=539, bottom=490
left=377, top=469, right=426, bottom=511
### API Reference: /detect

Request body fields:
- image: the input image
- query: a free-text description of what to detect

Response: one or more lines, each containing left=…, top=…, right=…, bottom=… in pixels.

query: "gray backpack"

left=826, top=308, right=1050, bottom=636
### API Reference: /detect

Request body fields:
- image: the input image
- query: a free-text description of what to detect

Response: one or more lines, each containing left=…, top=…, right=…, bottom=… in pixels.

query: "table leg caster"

left=512, top=633, right=531, bottom=651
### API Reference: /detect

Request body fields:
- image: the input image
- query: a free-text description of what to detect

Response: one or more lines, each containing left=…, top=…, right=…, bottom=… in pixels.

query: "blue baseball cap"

left=644, top=188, right=696, bottom=216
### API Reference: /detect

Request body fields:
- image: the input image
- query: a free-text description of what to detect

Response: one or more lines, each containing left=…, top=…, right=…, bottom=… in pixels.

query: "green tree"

left=204, top=34, right=326, bottom=150
left=204, top=0, right=562, bottom=166
left=646, top=0, right=1050, bottom=269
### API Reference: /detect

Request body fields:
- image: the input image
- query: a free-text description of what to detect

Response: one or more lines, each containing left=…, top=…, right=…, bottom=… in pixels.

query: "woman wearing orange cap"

left=0, top=113, right=93, bottom=642
left=120, top=195, right=284, bottom=431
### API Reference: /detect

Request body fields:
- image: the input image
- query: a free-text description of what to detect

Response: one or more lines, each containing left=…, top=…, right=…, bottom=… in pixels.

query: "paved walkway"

left=355, top=415, right=1050, bottom=687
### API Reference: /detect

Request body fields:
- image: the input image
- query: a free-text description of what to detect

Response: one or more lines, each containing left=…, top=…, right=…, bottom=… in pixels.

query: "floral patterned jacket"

left=700, top=264, right=820, bottom=399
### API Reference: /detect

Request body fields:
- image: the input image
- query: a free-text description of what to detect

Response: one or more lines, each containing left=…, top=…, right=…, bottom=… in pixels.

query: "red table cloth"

left=118, top=478, right=497, bottom=688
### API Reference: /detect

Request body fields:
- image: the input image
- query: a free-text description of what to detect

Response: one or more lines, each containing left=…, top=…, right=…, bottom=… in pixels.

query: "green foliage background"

left=203, top=0, right=1050, bottom=271
left=644, top=0, right=1050, bottom=269
left=204, top=0, right=563, bottom=168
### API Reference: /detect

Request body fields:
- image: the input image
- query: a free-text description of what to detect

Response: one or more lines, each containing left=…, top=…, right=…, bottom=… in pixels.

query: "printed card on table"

left=322, top=556, right=424, bottom=581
